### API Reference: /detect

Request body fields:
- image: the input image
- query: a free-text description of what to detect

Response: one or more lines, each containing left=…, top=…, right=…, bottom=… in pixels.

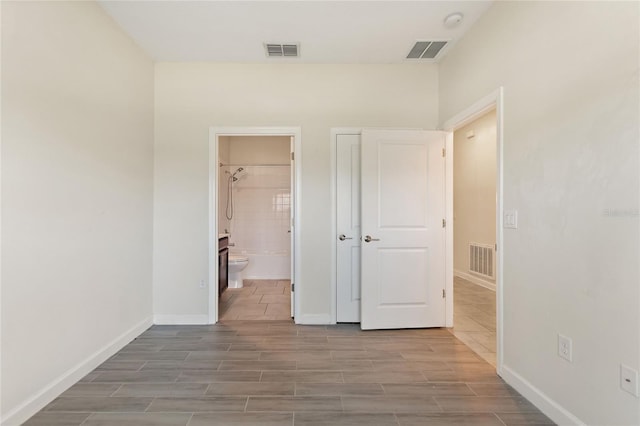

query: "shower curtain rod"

left=219, top=163, right=290, bottom=167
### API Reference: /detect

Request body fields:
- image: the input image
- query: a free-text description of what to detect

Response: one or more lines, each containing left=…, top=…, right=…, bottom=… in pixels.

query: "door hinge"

left=442, top=148, right=446, bottom=157
left=291, top=283, right=295, bottom=292
left=291, top=152, right=294, bottom=161
left=442, top=289, right=446, bottom=298
left=495, top=243, right=498, bottom=252
left=442, top=219, right=446, bottom=228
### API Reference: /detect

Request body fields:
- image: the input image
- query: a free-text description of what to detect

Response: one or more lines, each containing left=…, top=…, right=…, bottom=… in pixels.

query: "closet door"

left=336, top=134, right=361, bottom=322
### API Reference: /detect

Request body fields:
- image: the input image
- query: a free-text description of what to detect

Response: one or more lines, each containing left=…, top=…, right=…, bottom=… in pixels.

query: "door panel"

left=336, top=134, right=361, bottom=322
left=377, top=248, right=429, bottom=305
left=378, top=143, right=429, bottom=228
left=349, top=246, right=361, bottom=301
left=360, top=129, right=446, bottom=330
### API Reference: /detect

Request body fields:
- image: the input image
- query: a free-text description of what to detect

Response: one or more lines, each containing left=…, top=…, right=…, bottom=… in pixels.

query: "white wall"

left=153, top=63, right=439, bottom=322
left=1, top=2, right=154, bottom=424
left=228, top=136, right=290, bottom=165
left=453, top=110, right=496, bottom=285
left=440, top=2, right=639, bottom=425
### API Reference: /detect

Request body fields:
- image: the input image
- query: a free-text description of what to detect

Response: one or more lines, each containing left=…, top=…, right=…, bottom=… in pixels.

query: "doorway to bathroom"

left=209, top=127, right=302, bottom=324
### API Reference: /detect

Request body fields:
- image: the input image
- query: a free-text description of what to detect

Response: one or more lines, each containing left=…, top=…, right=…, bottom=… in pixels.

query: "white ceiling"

left=98, top=1, right=493, bottom=63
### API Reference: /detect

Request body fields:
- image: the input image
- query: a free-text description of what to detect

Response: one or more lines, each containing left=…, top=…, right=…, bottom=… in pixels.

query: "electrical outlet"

left=620, top=364, right=639, bottom=397
left=558, top=334, right=572, bottom=362
left=199, top=279, right=206, bottom=289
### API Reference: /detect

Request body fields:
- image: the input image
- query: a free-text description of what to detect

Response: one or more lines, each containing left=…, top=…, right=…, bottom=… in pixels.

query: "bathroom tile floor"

left=25, top=321, right=554, bottom=426
left=220, top=279, right=292, bottom=321
left=449, top=277, right=497, bottom=367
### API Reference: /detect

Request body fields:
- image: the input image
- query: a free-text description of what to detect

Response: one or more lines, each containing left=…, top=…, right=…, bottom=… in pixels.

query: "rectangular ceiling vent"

left=265, top=43, right=299, bottom=57
left=406, top=41, right=448, bottom=60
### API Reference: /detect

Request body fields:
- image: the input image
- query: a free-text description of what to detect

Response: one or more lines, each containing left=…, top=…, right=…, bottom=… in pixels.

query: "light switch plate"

left=504, top=209, right=518, bottom=229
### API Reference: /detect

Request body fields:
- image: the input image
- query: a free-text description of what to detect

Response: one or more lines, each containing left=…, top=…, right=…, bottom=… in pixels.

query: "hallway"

left=450, top=277, right=497, bottom=367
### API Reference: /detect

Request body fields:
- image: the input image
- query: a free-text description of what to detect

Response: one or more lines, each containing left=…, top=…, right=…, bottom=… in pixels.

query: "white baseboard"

left=1, top=316, right=152, bottom=426
left=455, top=269, right=496, bottom=291
left=153, top=314, right=209, bottom=325
left=500, top=364, right=585, bottom=426
left=295, top=313, right=332, bottom=325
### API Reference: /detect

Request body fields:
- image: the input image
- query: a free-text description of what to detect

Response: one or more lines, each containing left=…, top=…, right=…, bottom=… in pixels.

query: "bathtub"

left=231, top=250, right=291, bottom=280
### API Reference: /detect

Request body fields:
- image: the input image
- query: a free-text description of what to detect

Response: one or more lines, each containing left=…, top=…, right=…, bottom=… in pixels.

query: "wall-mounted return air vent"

left=265, top=43, right=299, bottom=57
left=406, top=41, right=448, bottom=59
left=469, top=242, right=495, bottom=279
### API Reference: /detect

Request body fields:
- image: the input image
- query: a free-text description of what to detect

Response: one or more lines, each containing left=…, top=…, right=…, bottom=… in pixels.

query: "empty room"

left=1, top=1, right=639, bottom=425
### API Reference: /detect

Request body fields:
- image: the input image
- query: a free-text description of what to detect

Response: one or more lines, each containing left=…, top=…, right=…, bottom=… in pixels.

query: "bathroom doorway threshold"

left=219, top=279, right=293, bottom=321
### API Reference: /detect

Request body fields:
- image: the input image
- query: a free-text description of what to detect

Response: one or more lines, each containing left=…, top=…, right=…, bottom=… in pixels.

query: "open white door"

left=360, top=129, right=446, bottom=330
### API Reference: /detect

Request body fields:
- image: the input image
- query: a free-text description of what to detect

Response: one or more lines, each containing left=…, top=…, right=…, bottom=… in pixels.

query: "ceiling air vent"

left=265, top=43, right=299, bottom=57
left=406, top=41, right=448, bottom=59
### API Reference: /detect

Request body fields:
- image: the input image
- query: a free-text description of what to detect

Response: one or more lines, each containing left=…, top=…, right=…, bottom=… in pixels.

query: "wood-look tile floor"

left=220, top=280, right=292, bottom=321
left=450, top=277, right=497, bottom=367
left=25, top=322, right=554, bottom=425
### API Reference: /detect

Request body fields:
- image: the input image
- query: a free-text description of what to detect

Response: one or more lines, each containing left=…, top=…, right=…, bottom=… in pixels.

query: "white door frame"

left=330, top=128, right=363, bottom=323
left=208, top=126, right=302, bottom=324
left=440, top=87, right=505, bottom=374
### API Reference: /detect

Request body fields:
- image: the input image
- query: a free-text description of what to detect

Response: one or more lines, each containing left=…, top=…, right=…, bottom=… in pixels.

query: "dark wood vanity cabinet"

left=218, top=236, right=229, bottom=296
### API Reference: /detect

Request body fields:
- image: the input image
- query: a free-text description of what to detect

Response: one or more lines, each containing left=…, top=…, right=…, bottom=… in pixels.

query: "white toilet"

left=228, top=255, right=249, bottom=288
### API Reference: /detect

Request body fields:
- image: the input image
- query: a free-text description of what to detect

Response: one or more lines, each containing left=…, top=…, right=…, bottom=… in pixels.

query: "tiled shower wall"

left=230, top=165, right=291, bottom=279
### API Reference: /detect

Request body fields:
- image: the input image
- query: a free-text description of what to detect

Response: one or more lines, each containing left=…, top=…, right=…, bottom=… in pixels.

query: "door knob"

left=363, top=235, right=380, bottom=243
left=338, top=234, right=353, bottom=241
